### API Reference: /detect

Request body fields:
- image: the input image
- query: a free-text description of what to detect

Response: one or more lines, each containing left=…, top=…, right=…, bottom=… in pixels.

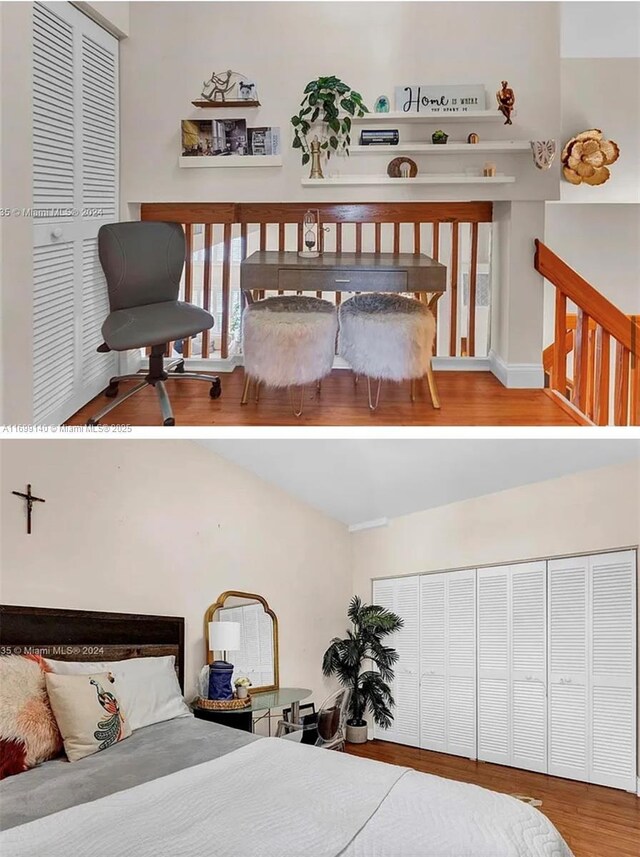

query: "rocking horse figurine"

left=201, top=70, right=236, bottom=102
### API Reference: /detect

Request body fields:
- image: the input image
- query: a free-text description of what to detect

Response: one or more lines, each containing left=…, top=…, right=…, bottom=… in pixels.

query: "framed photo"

left=181, top=120, right=215, bottom=156
left=248, top=127, right=281, bottom=156
left=214, top=119, right=248, bottom=155
left=237, top=79, right=258, bottom=101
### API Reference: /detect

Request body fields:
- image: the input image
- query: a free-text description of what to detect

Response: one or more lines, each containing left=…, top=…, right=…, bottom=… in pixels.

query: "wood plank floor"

left=346, top=740, right=640, bottom=857
left=68, top=368, right=578, bottom=426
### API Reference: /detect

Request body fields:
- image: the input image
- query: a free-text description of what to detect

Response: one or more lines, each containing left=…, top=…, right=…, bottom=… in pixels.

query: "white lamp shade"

left=208, top=621, right=241, bottom=653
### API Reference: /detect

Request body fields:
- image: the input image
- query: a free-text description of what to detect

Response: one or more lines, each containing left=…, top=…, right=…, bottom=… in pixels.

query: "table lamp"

left=207, top=621, right=241, bottom=700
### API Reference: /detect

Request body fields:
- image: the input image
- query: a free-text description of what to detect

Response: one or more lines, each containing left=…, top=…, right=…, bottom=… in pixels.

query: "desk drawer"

left=278, top=268, right=408, bottom=293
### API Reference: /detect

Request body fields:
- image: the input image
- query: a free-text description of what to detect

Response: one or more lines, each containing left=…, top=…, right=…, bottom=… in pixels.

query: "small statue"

left=309, top=136, right=324, bottom=179
left=201, top=70, right=235, bottom=102
left=496, top=80, right=515, bottom=125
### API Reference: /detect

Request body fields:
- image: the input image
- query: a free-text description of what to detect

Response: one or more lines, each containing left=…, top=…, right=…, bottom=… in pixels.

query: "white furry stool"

left=242, top=295, right=338, bottom=416
left=338, top=293, right=440, bottom=410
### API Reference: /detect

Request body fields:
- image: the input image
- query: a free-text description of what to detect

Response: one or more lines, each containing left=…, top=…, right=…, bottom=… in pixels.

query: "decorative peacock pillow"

left=0, top=655, right=63, bottom=779
left=45, top=671, right=131, bottom=762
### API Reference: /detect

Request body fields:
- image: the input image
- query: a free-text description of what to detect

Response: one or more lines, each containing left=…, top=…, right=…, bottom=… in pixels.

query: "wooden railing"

left=535, top=239, right=640, bottom=426
left=140, top=202, right=493, bottom=361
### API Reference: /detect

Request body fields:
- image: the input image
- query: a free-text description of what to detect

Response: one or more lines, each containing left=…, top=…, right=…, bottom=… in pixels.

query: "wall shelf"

left=351, top=141, right=531, bottom=155
left=191, top=100, right=261, bottom=108
left=179, top=155, right=282, bottom=168
left=302, top=174, right=516, bottom=186
left=353, top=110, right=510, bottom=123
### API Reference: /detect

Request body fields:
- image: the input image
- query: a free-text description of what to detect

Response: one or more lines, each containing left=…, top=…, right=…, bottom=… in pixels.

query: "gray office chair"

left=87, top=221, right=221, bottom=426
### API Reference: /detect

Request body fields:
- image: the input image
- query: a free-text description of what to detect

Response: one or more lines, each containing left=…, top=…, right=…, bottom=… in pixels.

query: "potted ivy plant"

left=322, top=596, right=402, bottom=744
left=291, top=76, right=369, bottom=167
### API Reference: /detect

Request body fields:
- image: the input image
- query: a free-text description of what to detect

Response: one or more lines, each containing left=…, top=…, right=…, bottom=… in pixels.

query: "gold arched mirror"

left=204, top=591, right=279, bottom=694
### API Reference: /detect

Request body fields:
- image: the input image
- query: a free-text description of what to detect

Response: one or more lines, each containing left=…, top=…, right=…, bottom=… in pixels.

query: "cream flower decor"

left=561, top=129, right=620, bottom=186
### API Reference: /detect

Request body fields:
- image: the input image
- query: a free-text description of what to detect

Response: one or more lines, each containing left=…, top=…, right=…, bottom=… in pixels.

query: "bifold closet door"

left=477, top=562, right=547, bottom=772
left=32, top=2, right=118, bottom=424
left=372, top=576, right=420, bottom=747
left=548, top=551, right=637, bottom=791
left=420, top=570, right=476, bottom=758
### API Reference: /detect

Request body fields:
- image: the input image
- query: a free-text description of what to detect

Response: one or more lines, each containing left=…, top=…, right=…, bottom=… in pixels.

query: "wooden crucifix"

left=12, top=484, right=45, bottom=535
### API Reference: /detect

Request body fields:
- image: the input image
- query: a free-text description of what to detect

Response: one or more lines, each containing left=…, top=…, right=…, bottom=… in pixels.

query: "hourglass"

left=298, top=209, right=320, bottom=259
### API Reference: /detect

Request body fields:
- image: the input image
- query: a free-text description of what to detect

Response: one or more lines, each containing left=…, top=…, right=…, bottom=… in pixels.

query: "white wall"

left=0, top=440, right=352, bottom=701
left=561, top=2, right=640, bottom=58
left=120, top=1, right=561, bottom=205
left=351, top=459, right=640, bottom=770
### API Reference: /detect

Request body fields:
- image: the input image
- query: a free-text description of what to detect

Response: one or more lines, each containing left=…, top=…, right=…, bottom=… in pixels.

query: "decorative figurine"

left=530, top=140, right=557, bottom=170
left=561, top=129, right=619, bottom=185
left=387, top=156, right=418, bottom=178
left=309, top=136, right=324, bottom=179
left=374, top=95, right=390, bottom=113
left=431, top=130, right=449, bottom=145
left=467, top=133, right=480, bottom=144
left=298, top=209, right=321, bottom=258
left=201, top=70, right=236, bottom=102
left=496, top=80, right=515, bottom=125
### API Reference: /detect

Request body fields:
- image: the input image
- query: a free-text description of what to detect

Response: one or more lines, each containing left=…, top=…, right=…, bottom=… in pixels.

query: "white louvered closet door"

left=477, top=566, right=510, bottom=765
left=32, top=2, right=118, bottom=425
left=478, top=562, right=547, bottom=771
left=510, top=562, right=547, bottom=773
left=588, top=551, right=636, bottom=791
left=372, top=576, right=420, bottom=747
left=547, top=555, right=589, bottom=783
left=420, top=570, right=477, bottom=758
left=446, top=569, right=477, bottom=759
left=419, top=573, right=447, bottom=752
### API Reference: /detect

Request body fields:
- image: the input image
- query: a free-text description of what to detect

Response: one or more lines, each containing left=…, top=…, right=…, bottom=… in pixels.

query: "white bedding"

left=1, top=738, right=573, bottom=857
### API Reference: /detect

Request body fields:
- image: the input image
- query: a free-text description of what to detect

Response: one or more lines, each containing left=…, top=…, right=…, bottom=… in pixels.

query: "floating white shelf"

left=353, top=110, right=510, bottom=123
left=179, top=155, right=282, bottom=168
left=350, top=141, right=531, bottom=155
left=302, top=174, right=516, bottom=187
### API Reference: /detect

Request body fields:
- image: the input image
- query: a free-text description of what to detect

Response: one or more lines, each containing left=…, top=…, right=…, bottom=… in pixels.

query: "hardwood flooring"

left=346, top=740, right=640, bottom=857
left=68, top=368, right=578, bottom=426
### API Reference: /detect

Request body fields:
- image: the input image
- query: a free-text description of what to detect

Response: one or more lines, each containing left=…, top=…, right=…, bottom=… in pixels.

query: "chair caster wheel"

left=86, top=419, right=98, bottom=426
left=209, top=379, right=222, bottom=399
left=163, top=418, right=175, bottom=426
left=174, top=360, right=185, bottom=374
left=104, top=382, right=119, bottom=398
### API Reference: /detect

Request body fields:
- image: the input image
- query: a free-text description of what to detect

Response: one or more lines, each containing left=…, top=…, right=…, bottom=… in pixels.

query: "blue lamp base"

left=208, top=661, right=234, bottom=700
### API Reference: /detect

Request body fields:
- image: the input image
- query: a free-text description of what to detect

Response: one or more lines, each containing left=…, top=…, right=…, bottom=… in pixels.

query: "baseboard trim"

left=182, top=356, right=242, bottom=373
left=636, top=776, right=640, bottom=797
left=432, top=356, right=491, bottom=372
left=489, top=350, right=544, bottom=389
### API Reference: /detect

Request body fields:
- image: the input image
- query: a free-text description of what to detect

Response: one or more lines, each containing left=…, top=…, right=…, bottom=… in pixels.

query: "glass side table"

left=193, top=687, right=312, bottom=734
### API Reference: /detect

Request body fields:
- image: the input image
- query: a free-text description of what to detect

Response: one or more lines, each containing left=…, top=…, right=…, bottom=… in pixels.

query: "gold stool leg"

left=316, top=380, right=322, bottom=396
left=289, top=386, right=305, bottom=418
left=425, top=361, right=441, bottom=409
left=255, top=380, right=261, bottom=403
left=241, top=373, right=251, bottom=405
left=410, top=378, right=417, bottom=402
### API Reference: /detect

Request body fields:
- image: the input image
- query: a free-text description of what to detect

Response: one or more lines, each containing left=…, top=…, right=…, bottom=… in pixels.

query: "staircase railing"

left=535, top=239, right=640, bottom=426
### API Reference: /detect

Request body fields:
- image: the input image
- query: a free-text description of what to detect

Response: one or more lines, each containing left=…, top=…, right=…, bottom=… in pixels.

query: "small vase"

left=236, top=686, right=248, bottom=699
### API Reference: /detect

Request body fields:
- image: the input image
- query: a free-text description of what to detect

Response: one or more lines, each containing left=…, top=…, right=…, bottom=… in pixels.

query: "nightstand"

left=193, top=687, right=312, bottom=735
left=193, top=705, right=253, bottom=733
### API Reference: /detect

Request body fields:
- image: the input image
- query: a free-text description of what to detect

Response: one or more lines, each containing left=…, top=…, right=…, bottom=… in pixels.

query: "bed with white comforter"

left=1, top=720, right=572, bottom=857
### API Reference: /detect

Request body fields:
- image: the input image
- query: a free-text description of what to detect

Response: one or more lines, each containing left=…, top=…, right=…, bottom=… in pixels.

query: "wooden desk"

left=240, top=251, right=447, bottom=307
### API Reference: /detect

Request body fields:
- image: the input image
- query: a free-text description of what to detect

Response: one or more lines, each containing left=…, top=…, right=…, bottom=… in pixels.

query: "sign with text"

left=395, top=85, right=486, bottom=114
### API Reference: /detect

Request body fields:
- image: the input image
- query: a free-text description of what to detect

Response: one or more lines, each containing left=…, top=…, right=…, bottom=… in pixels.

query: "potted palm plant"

left=322, top=596, right=403, bottom=744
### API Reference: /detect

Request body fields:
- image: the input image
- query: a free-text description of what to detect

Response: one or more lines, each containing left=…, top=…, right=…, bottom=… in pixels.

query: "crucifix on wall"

left=11, top=484, right=45, bottom=535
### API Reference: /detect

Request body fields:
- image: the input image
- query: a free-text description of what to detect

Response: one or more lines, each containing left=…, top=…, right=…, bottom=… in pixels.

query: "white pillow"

left=45, top=656, right=192, bottom=731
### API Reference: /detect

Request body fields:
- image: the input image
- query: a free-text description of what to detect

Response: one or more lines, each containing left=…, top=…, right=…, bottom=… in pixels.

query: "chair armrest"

left=276, top=719, right=315, bottom=737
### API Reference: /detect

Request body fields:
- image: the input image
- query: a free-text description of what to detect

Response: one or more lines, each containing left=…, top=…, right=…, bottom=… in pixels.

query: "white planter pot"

left=236, top=686, right=248, bottom=699
left=346, top=722, right=368, bottom=744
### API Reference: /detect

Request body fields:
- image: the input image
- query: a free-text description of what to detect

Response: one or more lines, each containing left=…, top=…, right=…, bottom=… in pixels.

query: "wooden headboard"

left=0, top=605, right=185, bottom=691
